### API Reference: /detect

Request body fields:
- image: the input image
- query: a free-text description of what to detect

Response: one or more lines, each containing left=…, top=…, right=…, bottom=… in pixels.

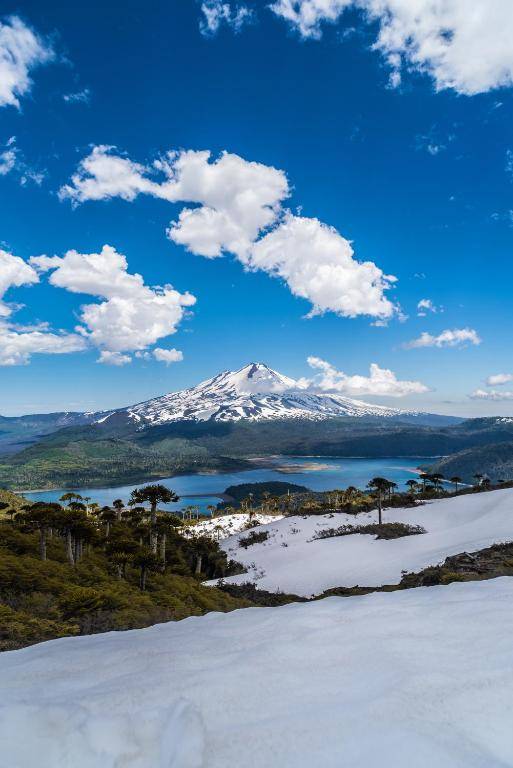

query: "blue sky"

left=2, top=0, right=513, bottom=416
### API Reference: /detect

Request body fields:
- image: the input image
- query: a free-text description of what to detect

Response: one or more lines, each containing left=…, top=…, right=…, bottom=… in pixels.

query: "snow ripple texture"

left=1, top=579, right=513, bottom=767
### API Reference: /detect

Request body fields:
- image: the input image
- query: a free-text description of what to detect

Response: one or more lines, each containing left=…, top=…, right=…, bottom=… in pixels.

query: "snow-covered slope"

left=2, top=579, right=513, bottom=767
left=188, top=512, right=284, bottom=539
left=104, top=362, right=415, bottom=425
left=214, top=487, right=513, bottom=596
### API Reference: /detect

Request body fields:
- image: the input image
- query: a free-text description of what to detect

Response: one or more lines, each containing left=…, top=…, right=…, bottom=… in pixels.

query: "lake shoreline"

left=21, top=456, right=433, bottom=512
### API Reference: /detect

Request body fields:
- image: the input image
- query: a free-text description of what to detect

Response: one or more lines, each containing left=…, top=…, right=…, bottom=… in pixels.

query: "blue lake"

left=24, top=456, right=425, bottom=514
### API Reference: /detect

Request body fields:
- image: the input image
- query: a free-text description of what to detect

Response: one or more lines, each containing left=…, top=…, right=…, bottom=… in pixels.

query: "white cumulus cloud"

left=270, top=0, right=513, bottom=95
left=31, top=245, right=196, bottom=365
left=0, top=248, right=88, bottom=366
left=404, top=327, right=481, bottom=349
left=60, top=146, right=289, bottom=259
left=97, top=350, right=132, bottom=367
left=470, top=388, right=513, bottom=402
left=0, top=248, right=39, bottom=317
left=247, top=214, right=397, bottom=319
left=0, top=323, right=86, bottom=366
left=486, top=373, right=513, bottom=386
left=153, top=347, right=184, bottom=365
left=0, top=16, right=54, bottom=108
left=301, top=356, right=429, bottom=397
left=60, top=146, right=398, bottom=320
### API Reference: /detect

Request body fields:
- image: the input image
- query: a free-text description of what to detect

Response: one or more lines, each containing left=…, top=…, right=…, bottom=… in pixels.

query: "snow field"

left=1, top=579, right=513, bottom=767
left=213, top=487, right=513, bottom=595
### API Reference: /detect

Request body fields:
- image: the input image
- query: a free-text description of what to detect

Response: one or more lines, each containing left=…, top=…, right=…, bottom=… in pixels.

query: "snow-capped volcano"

left=106, top=362, right=417, bottom=425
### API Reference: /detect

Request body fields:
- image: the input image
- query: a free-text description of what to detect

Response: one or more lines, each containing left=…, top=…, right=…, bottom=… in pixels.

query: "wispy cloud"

left=63, top=87, right=91, bottom=105
left=404, top=328, right=481, bottom=349
left=199, top=1, right=253, bottom=36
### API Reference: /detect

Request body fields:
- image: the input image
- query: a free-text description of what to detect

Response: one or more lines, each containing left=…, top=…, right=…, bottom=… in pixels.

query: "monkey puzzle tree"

left=56, top=507, right=89, bottom=565
left=112, top=499, right=124, bottom=521
left=21, top=502, right=61, bottom=561
left=59, top=492, right=83, bottom=506
left=450, top=476, right=462, bottom=493
left=419, top=473, right=431, bottom=493
left=106, top=537, right=139, bottom=579
left=100, top=507, right=117, bottom=539
left=130, top=485, right=179, bottom=552
left=406, top=479, right=419, bottom=495
left=134, top=547, right=160, bottom=590
left=367, top=477, right=389, bottom=525
left=155, top=513, right=182, bottom=567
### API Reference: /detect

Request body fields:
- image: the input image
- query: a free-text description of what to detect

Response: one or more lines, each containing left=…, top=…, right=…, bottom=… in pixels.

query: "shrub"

left=313, top=522, right=426, bottom=541
left=239, top=530, right=269, bottom=549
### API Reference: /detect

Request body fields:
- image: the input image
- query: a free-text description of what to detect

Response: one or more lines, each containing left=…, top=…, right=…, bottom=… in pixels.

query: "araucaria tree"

left=130, top=485, right=179, bottom=552
left=450, top=476, right=462, bottom=493
left=21, top=502, right=60, bottom=561
left=366, top=477, right=389, bottom=525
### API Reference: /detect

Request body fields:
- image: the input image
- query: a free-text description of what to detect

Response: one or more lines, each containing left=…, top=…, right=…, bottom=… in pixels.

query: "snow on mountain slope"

left=188, top=512, right=284, bottom=539
left=213, top=487, right=513, bottom=596
left=2, top=579, right=513, bottom=767
left=108, top=362, right=415, bottom=425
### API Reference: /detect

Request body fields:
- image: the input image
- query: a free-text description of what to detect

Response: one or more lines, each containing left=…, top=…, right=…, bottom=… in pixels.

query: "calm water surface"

left=24, top=456, right=424, bottom=514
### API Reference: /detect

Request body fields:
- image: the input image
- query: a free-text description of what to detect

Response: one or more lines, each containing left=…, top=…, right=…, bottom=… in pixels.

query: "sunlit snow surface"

left=112, top=363, right=410, bottom=424
left=214, top=487, right=513, bottom=595
left=187, top=512, right=284, bottom=538
left=2, top=580, right=513, bottom=767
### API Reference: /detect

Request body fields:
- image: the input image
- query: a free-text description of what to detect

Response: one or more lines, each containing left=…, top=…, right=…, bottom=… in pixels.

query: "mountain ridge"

left=98, top=362, right=430, bottom=426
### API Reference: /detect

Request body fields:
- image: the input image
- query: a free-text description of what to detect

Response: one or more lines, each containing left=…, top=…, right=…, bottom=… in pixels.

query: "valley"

left=1, top=364, right=513, bottom=492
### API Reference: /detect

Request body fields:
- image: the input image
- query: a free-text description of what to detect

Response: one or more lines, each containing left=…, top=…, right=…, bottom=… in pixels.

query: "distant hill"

left=2, top=415, right=513, bottom=491
left=0, top=488, right=27, bottom=515
left=221, top=481, right=310, bottom=508
left=425, top=441, right=513, bottom=483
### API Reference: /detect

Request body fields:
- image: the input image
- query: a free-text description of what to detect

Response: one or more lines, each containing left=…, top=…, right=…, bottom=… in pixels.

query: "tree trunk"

left=140, top=566, right=147, bottom=591
left=159, top=532, right=167, bottom=566
left=39, top=528, right=47, bottom=561
left=105, top=521, right=110, bottom=539
left=116, top=564, right=122, bottom=580
left=150, top=501, right=158, bottom=554
left=66, top=530, right=75, bottom=565
left=377, top=492, right=382, bottom=526
left=195, top=553, right=203, bottom=576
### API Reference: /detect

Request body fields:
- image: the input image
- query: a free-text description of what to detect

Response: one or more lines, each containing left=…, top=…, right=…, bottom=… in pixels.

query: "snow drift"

left=1, top=579, right=513, bottom=767
left=215, top=487, right=513, bottom=595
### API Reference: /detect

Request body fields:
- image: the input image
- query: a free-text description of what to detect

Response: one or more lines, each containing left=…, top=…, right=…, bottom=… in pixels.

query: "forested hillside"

left=0, top=486, right=250, bottom=650
left=2, top=415, right=513, bottom=490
